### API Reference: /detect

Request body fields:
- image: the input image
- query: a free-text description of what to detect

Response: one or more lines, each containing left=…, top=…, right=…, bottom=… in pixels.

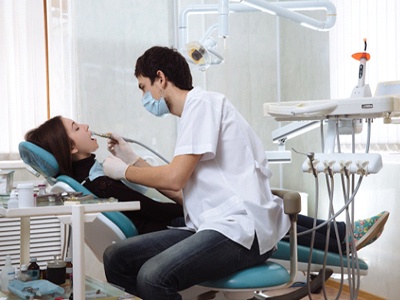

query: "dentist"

left=102, top=46, right=290, bottom=300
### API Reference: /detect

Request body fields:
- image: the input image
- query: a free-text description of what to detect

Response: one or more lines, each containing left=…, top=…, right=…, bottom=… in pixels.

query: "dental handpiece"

left=92, top=131, right=170, bottom=164
left=92, top=131, right=135, bottom=143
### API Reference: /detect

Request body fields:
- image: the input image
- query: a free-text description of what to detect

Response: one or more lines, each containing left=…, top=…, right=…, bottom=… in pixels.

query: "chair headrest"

left=18, top=141, right=60, bottom=178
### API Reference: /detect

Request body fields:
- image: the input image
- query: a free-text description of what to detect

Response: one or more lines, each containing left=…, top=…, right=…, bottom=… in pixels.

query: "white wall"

left=59, top=0, right=397, bottom=298
left=352, top=157, right=399, bottom=298
left=73, top=0, right=178, bottom=163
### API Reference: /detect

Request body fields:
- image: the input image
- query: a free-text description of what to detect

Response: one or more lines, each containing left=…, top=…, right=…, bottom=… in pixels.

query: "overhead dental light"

left=178, top=1, right=336, bottom=70
left=181, top=0, right=229, bottom=71
left=184, top=24, right=225, bottom=71
left=185, top=38, right=224, bottom=71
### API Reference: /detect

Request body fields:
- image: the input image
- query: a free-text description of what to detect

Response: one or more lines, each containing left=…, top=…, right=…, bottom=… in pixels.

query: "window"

left=329, top=0, right=400, bottom=152
left=0, top=0, right=75, bottom=161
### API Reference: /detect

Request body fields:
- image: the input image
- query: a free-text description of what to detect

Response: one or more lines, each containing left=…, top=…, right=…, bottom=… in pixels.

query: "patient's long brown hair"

left=25, top=116, right=75, bottom=177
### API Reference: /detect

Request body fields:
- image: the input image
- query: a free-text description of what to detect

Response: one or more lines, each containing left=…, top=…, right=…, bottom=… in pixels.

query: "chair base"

left=253, top=268, right=333, bottom=299
left=197, top=268, right=333, bottom=300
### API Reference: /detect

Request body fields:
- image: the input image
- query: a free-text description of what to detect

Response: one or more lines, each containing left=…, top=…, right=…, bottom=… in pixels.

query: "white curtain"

left=0, top=0, right=47, bottom=159
left=329, top=0, right=400, bottom=151
left=0, top=0, right=76, bottom=160
left=46, top=0, right=77, bottom=120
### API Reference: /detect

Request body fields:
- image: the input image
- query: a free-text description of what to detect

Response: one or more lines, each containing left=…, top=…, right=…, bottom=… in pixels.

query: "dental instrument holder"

left=302, top=152, right=382, bottom=176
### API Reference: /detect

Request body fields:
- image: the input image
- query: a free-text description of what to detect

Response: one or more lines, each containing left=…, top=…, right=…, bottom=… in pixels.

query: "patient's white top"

left=174, top=86, right=290, bottom=254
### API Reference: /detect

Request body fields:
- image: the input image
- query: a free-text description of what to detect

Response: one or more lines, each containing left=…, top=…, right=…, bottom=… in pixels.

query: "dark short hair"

left=134, top=46, right=193, bottom=90
left=25, top=116, right=75, bottom=177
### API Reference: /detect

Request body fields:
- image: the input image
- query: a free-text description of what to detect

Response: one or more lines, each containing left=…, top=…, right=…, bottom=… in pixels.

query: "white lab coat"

left=174, top=87, right=290, bottom=254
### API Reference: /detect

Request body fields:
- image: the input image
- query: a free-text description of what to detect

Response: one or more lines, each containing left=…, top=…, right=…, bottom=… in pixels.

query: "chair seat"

left=199, top=241, right=368, bottom=292
left=199, top=261, right=289, bottom=290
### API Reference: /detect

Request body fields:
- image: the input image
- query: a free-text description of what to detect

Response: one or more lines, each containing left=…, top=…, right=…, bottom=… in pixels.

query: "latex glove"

left=103, top=155, right=129, bottom=180
left=107, top=133, right=140, bottom=165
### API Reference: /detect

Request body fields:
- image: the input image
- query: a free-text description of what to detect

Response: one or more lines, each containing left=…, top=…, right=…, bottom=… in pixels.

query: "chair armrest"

left=272, top=189, right=302, bottom=216
left=271, top=189, right=301, bottom=287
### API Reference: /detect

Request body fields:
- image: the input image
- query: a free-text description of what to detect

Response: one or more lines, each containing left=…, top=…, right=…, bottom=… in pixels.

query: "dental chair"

left=196, top=194, right=369, bottom=300
left=19, top=141, right=368, bottom=299
left=18, top=141, right=138, bottom=263
left=195, top=189, right=337, bottom=300
left=196, top=196, right=369, bottom=300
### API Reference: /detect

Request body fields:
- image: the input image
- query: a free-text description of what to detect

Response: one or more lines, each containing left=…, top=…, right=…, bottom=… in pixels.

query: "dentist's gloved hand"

left=103, top=156, right=129, bottom=180
left=107, top=133, right=140, bottom=165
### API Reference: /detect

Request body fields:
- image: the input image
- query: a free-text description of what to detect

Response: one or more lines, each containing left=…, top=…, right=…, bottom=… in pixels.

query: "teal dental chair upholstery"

left=18, top=141, right=138, bottom=262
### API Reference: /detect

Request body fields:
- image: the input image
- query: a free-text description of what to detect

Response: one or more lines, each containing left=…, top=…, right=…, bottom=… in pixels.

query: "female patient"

left=24, top=115, right=184, bottom=234
left=25, top=116, right=389, bottom=250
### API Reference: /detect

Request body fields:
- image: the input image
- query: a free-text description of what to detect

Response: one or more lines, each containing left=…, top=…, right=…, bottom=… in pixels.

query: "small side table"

left=0, top=200, right=140, bottom=300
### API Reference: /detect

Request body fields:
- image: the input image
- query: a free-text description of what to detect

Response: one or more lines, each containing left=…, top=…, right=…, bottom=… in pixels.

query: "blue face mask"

left=141, top=91, right=170, bottom=117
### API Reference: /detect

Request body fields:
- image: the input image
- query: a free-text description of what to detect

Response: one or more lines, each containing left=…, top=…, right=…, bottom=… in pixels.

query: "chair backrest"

left=18, top=141, right=138, bottom=262
left=18, top=141, right=59, bottom=184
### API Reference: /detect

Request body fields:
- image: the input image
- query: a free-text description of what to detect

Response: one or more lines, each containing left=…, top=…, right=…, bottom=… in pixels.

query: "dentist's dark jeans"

left=103, top=229, right=273, bottom=300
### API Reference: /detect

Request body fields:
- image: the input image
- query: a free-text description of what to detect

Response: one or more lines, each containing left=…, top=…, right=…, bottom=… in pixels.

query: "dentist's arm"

left=103, top=154, right=201, bottom=205
left=107, top=133, right=183, bottom=200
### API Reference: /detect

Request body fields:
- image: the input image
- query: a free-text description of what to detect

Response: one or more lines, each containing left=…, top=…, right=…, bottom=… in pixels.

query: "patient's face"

left=62, top=117, right=99, bottom=160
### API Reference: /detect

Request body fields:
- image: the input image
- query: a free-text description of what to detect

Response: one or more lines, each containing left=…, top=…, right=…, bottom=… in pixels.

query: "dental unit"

left=263, top=40, right=399, bottom=299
